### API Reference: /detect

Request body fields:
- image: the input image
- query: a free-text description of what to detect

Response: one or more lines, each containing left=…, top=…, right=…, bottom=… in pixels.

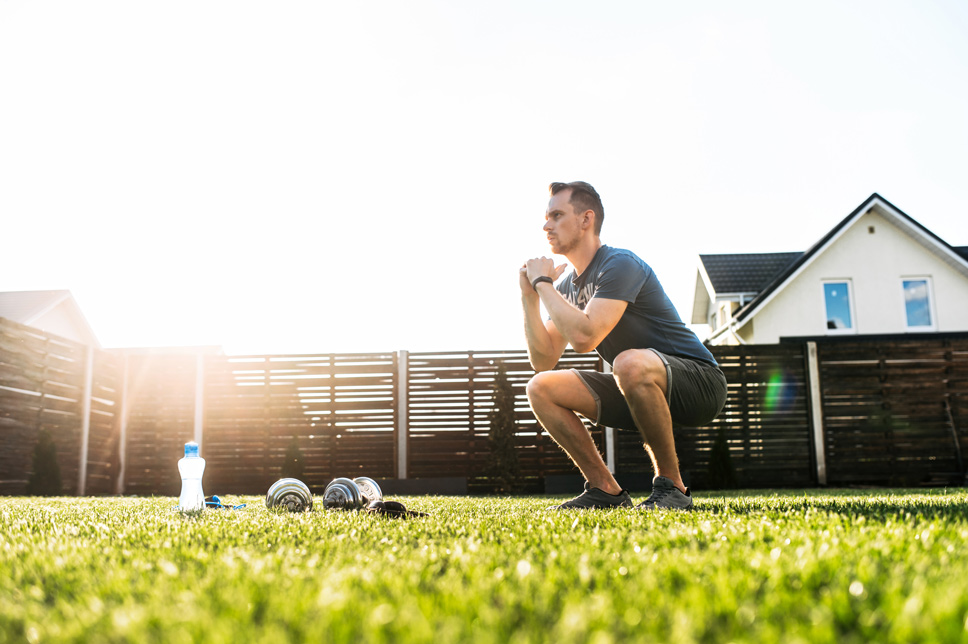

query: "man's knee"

left=612, top=349, right=666, bottom=392
left=526, top=371, right=557, bottom=406
left=526, top=371, right=597, bottom=420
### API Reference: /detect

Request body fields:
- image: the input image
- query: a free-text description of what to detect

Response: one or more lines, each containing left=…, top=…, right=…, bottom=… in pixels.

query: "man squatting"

left=520, top=181, right=727, bottom=510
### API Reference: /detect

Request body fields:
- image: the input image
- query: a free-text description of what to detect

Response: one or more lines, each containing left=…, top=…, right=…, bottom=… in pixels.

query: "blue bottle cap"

left=184, top=441, right=199, bottom=458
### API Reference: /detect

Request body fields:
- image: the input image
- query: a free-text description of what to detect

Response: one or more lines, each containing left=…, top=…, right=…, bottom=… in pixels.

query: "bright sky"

left=2, top=1, right=966, bottom=355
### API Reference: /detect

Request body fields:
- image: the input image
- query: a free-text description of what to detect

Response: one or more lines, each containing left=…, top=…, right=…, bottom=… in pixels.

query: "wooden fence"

left=0, top=319, right=121, bottom=495
left=2, top=316, right=966, bottom=494
left=676, top=342, right=818, bottom=488
left=404, top=350, right=605, bottom=491
left=816, top=338, right=968, bottom=485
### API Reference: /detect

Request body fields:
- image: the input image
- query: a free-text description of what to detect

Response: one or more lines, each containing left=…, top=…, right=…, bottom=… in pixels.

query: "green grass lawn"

left=2, top=489, right=968, bottom=643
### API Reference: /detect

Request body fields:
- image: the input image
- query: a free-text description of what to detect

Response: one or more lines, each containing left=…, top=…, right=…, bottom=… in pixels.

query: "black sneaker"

left=551, top=482, right=633, bottom=510
left=636, top=476, right=693, bottom=511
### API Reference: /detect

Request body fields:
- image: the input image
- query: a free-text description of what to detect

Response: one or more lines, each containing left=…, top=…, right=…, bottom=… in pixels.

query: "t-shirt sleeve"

left=592, top=253, right=648, bottom=303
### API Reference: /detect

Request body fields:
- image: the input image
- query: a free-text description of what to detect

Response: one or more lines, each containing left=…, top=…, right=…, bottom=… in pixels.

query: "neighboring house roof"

left=699, top=252, right=803, bottom=295
left=728, top=193, right=968, bottom=327
left=0, top=289, right=100, bottom=348
left=0, top=289, right=69, bottom=324
left=955, top=246, right=968, bottom=262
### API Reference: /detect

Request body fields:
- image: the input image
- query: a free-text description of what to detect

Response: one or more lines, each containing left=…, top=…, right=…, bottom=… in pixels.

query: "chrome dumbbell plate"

left=352, top=477, right=383, bottom=505
left=323, top=477, right=364, bottom=509
left=322, top=476, right=385, bottom=510
left=266, top=478, right=313, bottom=512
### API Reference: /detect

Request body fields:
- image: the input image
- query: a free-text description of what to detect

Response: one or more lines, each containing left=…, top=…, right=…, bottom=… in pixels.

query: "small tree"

left=706, top=426, right=738, bottom=490
left=486, top=363, right=521, bottom=494
left=281, top=436, right=306, bottom=480
left=26, top=429, right=62, bottom=496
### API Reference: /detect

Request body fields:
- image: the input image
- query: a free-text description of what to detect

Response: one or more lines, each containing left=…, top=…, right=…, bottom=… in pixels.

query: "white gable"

left=738, top=203, right=968, bottom=342
left=0, top=290, right=100, bottom=348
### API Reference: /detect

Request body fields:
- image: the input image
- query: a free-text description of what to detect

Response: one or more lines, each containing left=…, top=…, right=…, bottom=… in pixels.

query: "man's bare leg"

left=611, top=349, right=687, bottom=493
left=526, top=370, right=621, bottom=495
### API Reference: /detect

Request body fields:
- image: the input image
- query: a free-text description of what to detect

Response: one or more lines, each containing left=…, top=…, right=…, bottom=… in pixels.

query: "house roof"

left=699, top=252, right=803, bottom=294
left=0, top=289, right=100, bottom=347
left=0, top=289, right=72, bottom=324
left=731, top=193, right=968, bottom=324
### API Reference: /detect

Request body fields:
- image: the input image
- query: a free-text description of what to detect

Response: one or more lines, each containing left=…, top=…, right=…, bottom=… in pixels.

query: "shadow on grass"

left=694, top=487, right=968, bottom=521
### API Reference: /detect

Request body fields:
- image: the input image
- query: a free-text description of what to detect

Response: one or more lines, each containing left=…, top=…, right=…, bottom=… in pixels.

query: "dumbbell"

left=322, top=476, right=384, bottom=510
left=265, top=478, right=314, bottom=512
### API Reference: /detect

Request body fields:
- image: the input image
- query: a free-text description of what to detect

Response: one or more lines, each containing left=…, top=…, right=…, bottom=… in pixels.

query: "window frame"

left=900, top=276, right=937, bottom=332
left=821, top=279, right=857, bottom=335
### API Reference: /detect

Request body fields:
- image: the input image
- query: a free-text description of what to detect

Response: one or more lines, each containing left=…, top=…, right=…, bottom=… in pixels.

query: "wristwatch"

left=531, top=276, right=554, bottom=290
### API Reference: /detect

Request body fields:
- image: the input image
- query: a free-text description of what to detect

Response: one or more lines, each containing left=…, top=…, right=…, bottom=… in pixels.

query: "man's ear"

left=582, top=210, right=594, bottom=230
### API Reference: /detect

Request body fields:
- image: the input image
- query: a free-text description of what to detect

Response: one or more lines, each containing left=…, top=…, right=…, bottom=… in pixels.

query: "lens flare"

left=763, top=370, right=798, bottom=414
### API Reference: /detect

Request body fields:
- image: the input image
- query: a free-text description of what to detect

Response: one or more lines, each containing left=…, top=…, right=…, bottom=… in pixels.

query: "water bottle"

left=178, top=441, right=206, bottom=511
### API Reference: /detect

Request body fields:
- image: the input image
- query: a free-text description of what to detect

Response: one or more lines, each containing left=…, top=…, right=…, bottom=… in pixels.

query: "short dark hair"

left=549, top=181, right=604, bottom=235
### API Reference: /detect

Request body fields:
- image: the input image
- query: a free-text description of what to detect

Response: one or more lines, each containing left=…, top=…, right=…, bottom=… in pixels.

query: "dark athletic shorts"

left=573, top=349, right=727, bottom=430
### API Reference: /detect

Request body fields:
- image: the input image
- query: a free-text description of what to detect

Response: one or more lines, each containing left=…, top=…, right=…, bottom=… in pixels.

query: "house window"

left=823, top=281, right=854, bottom=332
left=902, top=278, right=934, bottom=330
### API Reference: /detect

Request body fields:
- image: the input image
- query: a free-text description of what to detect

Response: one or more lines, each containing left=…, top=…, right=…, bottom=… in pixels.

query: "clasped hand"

left=519, top=257, right=568, bottom=294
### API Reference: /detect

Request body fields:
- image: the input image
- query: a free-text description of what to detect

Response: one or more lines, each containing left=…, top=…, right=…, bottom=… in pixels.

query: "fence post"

left=194, top=353, right=205, bottom=450
left=397, top=350, right=408, bottom=479
left=604, top=427, right=616, bottom=474
left=806, top=341, right=828, bottom=485
left=77, top=345, right=94, bottom=496
left=115, top=353, right=129, bottom=495
left=602, top=360, right=616, bottom=473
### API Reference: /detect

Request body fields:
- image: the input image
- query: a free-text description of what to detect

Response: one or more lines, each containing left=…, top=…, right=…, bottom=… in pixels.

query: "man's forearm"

left=522, top=294, right=560, bottom=371
left=536, top=283, right=598, bottom=353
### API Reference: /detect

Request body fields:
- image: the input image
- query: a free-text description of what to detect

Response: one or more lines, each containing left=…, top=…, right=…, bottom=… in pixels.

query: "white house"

left=0, top=289, right=101, bottom=348
left=692, top=193, right=968, bottom=345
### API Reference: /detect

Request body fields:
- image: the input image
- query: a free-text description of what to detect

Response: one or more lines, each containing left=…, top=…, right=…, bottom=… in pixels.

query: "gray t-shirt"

left=556, top=245, right=717, bottom=367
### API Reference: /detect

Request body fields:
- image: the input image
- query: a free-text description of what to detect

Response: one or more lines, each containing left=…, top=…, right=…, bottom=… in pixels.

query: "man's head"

left=549, top=181, right=604, bottom=236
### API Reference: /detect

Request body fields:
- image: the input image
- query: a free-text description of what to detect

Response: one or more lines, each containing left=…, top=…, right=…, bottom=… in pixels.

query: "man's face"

left=544, top=189, right=585, bottom=255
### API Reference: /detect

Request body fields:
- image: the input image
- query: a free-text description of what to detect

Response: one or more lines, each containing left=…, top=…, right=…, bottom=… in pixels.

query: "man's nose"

left=543, top=220, right=552, bottom=231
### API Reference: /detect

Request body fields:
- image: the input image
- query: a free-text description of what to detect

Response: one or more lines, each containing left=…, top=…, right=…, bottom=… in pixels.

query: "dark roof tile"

left=700, top=252, right=802, bottom=294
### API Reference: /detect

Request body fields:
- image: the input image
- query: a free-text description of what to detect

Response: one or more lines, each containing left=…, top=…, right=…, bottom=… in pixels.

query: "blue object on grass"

left=204, top=495, right=246, bottom=510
